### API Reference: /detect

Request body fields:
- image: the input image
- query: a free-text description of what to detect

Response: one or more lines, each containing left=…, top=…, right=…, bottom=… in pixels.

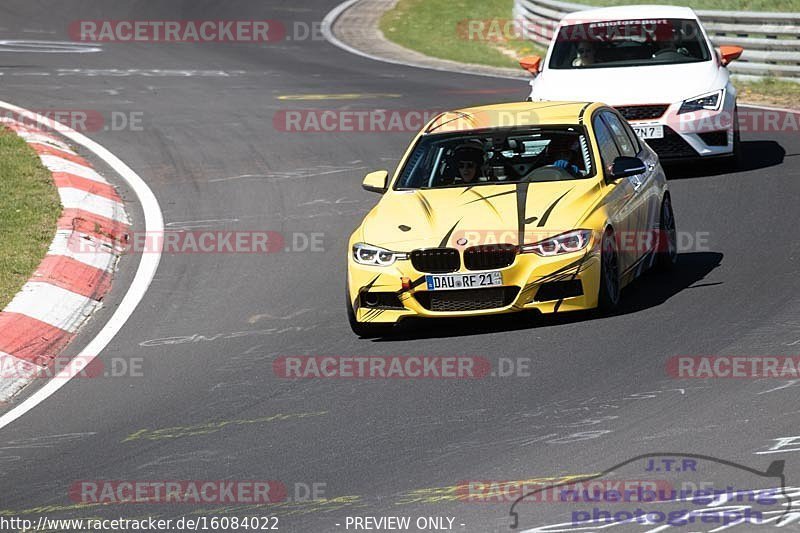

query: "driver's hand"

left=553, top=159, right=580, bottom=176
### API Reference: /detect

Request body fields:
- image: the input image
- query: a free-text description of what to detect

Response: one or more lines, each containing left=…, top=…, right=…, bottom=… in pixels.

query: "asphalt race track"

left=1, top=1, right=800, bottom=532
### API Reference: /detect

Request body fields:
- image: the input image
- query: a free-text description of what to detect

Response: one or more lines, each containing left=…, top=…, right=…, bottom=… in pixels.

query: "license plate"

left=425, top=271, right=502, bottom=291
left=633, top=125, right=664, bottom=139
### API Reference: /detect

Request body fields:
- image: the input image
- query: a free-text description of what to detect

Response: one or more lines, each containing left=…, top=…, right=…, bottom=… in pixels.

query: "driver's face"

left=576, top=43, right=595, bottom=63
left=458, top=160, right=477, bottom=182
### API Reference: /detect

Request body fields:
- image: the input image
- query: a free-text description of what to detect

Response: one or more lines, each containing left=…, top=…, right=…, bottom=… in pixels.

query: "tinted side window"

left=619, top=117, right=642, bottom=155
left=602, top=112, right=637, bottom=157
left=592, top=115, right=621, bottom=172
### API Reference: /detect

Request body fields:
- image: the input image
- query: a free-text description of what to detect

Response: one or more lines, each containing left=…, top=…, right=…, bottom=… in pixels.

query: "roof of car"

left=424, top=101, right=604, bottom=134
left=561, top=4, right=699, bottom=24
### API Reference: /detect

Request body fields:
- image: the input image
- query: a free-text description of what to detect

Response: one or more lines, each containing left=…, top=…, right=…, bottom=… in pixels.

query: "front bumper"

left=625, top=100, right=737, bottom=160
left=347, top=248, right=602, bottom=324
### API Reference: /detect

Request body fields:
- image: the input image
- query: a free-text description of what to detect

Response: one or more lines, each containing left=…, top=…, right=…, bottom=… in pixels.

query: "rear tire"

left=598, top=230, right=621, bottom=312
left=655, top=195, right=678, bottom=271
left=346, top=288, right=395, bottom=338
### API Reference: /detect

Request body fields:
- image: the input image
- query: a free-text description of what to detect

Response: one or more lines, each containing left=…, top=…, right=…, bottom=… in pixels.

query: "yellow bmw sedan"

left=347, top=101, right=676, bottom=337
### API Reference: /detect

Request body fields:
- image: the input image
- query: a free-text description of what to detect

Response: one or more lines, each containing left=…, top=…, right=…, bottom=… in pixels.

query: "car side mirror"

left=519, top=55, right=542, bottom=76
left=719, top=45, right=743, bottom=66
left=362, top=170, right=389, bottom=193
left=610, top=156, right=646, bottom=180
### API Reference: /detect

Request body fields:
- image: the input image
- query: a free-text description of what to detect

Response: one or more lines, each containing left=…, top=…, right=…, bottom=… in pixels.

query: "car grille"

left=463, top=244, right=517, bottom=271
left=410, top=248, right=460, bottom=273
left=615, top=104, right=669, bottom=121
left=415, top=287, right=520, bottom=312
left=645, top=126, right=699, bottom=159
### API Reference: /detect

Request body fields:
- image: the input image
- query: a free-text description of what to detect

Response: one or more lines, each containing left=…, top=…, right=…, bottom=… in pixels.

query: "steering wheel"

left=652, top=48, right=677, bottom=57
left=523, top=165, right=577, bottom=182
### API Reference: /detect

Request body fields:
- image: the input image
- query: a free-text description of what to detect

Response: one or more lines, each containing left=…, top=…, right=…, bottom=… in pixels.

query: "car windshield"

left=549, top=18, right=711, bottom=70
left=394, top=127, right=593, bottom=190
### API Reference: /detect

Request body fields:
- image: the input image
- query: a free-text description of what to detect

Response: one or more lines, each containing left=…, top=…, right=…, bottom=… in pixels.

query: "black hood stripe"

left=515, top=182, right=530, bottom=246
left=439, top=219, right=462, bottom=248
left=537, top=188, right=573, bottom=228
left=415, top=191, right=434, bottom=224
left=464, top=189, right=516, bottom=204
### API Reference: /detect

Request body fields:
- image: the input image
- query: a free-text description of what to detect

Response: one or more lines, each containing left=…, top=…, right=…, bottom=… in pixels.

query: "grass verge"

left=0, top=127, right=61, bottom=309
left=380, top=0, right=800, bottom=108
left=734, top=77, right=800, bottom=109
left=380, top=0, right=545, bottom=70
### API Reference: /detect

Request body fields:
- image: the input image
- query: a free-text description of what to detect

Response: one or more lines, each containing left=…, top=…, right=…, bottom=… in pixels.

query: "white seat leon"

left=519, top=5, right=744, bottom=163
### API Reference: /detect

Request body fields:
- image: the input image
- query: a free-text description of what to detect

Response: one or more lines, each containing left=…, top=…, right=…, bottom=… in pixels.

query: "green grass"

left=381, top=0, right=800, bottom=108
left=734, top=77, right=800, bottom=107
left=579, top=0, right=800, bottom=10
left=0, top=128, right=61, bottom=309
left=380, top=0, right=545, bottom=70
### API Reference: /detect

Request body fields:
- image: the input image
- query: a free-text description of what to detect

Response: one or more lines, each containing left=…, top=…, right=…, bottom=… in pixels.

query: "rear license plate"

left=633, top=125, right=664, bottom=139
left=425, top=271, right=502, bottom=291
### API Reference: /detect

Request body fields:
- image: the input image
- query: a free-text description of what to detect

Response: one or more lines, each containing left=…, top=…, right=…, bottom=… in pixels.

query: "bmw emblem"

left=456, top=237, right=468, bottom=246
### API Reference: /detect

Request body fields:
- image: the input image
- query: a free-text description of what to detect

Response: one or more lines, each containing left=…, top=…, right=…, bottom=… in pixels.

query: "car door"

left=592, top=112, right=637, bottom=273
left=601, top=110, right=658, bottom=270
left=603, top=110, right=660, bottom=261
left=620, top=113, right=663, bottom=262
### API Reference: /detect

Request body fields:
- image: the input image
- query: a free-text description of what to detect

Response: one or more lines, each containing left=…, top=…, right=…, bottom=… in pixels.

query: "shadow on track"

left=372, top=252, right=723, bottom=341
left=665, top=140, right=785, bottom=179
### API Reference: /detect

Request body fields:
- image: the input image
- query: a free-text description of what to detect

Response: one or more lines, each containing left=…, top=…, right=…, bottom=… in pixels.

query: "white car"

left=519, top=5, right=743, bottom=163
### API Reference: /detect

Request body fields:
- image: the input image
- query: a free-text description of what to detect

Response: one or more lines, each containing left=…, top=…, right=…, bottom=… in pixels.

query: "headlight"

left=520, top=230, right=593, bottom=256
left=352, top=243, right=408, bottom=266
left=678, top=89, right=724, bottom=114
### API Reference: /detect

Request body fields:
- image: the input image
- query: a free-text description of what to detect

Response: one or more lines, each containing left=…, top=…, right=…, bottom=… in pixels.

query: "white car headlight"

left=678, top=89, right=724, bottom=114
left=352, top=243, right=408, bottom=266
left=520, top=229, right=593, bottom=256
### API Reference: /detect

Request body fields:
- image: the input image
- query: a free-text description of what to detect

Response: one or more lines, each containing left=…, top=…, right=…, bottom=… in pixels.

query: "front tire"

left=346, top=289, right=395, bottom=338
left=598, top=229, right=621, bottom=312
left=723, top=105, right=742, bottom=171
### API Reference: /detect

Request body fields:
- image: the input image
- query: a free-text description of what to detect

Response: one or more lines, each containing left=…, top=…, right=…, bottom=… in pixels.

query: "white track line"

left=0, top=100, right=163, bottom=429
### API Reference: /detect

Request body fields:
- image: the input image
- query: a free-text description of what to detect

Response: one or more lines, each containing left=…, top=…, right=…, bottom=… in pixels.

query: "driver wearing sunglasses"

left=452, top=143, right=485, bottom=184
